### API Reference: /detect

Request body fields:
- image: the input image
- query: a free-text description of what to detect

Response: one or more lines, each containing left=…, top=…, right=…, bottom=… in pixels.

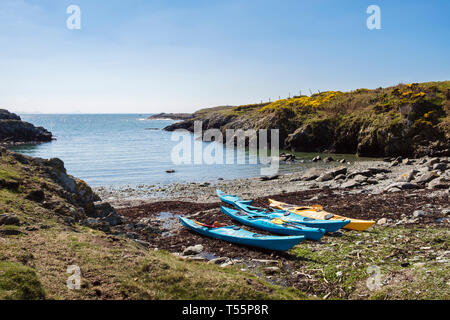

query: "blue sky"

left=0, top=0, right=449, bottom=114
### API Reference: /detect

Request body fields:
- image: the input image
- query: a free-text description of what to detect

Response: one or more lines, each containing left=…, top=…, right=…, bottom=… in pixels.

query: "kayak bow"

left=179, top=216, right=304, bottom=251
left=217, top=189, right=349, bottom=232
left=268, top=199, right=375, bottom=231
left=220, top=206, right=325, bottom=241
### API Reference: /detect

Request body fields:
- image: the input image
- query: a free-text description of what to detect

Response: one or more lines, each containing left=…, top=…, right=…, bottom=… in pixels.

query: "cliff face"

left=0, top=110, right=52, bottom=145
left=165, top=81, right=450, bottom=157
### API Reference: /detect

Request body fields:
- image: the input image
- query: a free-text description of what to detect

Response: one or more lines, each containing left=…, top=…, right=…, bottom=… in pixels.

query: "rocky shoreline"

left=94, top=156, right=449, bottom=208
left=163, top=81, right=450, bottom=158
left=108, top=156, right=449, bottom=299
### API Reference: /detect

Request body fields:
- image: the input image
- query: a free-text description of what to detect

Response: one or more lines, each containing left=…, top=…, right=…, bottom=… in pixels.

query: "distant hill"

left=165, top=81, right=450, bottom=158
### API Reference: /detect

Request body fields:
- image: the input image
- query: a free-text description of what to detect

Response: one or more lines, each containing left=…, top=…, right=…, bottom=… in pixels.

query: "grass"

left=0, top=261, right=46, bottom=300
left=290, top=225, right=450, bottom=300
left=0, top=225, right=308, bottom=300
left=0, top=151, right=309, bottom=300
left=185, top=81, right=450, bottom=156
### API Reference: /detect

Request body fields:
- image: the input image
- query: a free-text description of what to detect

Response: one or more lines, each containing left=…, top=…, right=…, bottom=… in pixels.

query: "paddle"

left=242, top=210, right=309, bottom=227
left=194, top=220, right=226, bottom=228
left=271, top=218, right=308, bottom=230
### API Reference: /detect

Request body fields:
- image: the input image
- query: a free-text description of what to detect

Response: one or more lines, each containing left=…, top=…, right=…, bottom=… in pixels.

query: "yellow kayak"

left=268, top=199, right=375, bottom=231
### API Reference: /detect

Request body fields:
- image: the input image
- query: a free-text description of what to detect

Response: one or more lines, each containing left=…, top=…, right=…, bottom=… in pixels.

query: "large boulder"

left=300, top=168, right=326, bottom=181
left=94, top=202, right=122, bottom=226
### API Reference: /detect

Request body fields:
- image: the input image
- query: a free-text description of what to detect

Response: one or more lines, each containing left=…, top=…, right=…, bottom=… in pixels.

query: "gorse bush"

left=260, top=91, right=344, bottom=112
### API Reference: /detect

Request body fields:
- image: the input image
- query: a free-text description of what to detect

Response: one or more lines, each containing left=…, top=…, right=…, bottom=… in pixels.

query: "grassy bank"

left=290, top=225, right=449, bottom=299
left=0, top=150, right=306, bottom=299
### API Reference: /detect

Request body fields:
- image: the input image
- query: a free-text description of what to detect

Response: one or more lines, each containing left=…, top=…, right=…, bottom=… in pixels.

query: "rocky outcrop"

left=0, top=109, right=53, bottom=145
left=147, top=113, right=193, bottom=121
left=164, top=81, right=450, bottom=158
left=0, top=148, right=122, bottom=229
left=0, top=109, right=21, bottom=120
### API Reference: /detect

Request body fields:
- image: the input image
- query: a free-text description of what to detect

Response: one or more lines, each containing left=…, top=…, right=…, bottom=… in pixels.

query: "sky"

left=0, top=0, right=449, bottom=114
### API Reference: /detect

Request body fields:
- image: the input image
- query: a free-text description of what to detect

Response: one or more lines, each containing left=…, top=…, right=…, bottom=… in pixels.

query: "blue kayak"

left=216, top=189, right=350, bottom=232
left=220, top=206, right=325, bottom=241
left=179, top=217, right=304, bottom=251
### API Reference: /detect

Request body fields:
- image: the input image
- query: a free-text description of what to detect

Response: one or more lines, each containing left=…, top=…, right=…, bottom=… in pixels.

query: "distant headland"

left=147, top=113, right=193, bottom=121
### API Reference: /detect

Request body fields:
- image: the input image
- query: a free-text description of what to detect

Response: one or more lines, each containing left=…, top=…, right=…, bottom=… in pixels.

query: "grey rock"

left=135, top=239, right=150, bottom=248
left=385, top=182, right=420, bottom=191
left=85, top=217, right=100, bottom=226
left=427, top=177, right=449, bottom=190
left=353, top=174, right=368, bottom=183
left=264, top=266, right=280, bottom=274
left=341, top=180, right=360, bottom=189
left=426, top=158, right=440, bottom=166
left=207, top=257, right=229, bottom=265
left=280, top=153, right=296, bottom=161
left=93, top=202, right=123, bottom=226
left=260, top=175, right=279, bottom=181
left=220, top=261, right=234, bottom=268
left=347, top=170, right=375, bottom=179
left=102, top=212, right=123, bottom=226
left=415, top=172, right=439, bottom=184
left=377, top=218, right=388, bottom=225
left=312, top=156, right=321, bottom=162
left=251, top=259, right=279, bottom=266
left=367, top=167, right=391, bottom=175
left=327, top=166, right=347, bottom=177
left=390, top=160, right=400, bottom=167
left=301, top=168, right=326, bottom=181
left=323, top=156, right=334, bottom=163
left=125, top=232, right=139, bottom=239
left=433, top=163, right=447, bottom=171
left=64, top=216, right=75, bottom=225
left=183, top=244, right=204, bottom=256
left=397, top=170, right=418, bottom=182
left=413, top=210, right=426, bottom=218
left=0, top=213, right=20, bottom=226
left=334, top=174, right=346, bottom=180
left=84, top=217, right=110, bottom=231
left=402, top=158, right=412, bottom=165
left=316, top=172, right=334, bottom=182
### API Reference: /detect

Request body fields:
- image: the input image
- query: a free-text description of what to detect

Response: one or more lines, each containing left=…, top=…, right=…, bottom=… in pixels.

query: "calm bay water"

left=11, top=114, right=368, bottom=187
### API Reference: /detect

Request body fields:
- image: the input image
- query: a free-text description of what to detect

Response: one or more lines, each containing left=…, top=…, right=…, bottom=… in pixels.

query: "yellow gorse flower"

left=260, top=91, right=344, bottom=112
